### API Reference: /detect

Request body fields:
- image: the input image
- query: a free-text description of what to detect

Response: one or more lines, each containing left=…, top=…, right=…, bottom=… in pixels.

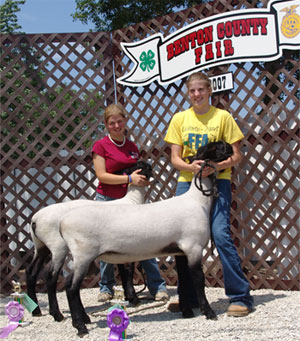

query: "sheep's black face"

left=117, top=161, right=153, bottom=180
left=195, top=141, right=233, bottom=162
left=134, top=160, right=154, bottom=180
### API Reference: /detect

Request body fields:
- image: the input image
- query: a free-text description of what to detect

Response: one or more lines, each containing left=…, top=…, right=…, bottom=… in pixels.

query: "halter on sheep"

left=26, top=161, right=153, bottom=322
left=59, top=141, right=233, bottom=336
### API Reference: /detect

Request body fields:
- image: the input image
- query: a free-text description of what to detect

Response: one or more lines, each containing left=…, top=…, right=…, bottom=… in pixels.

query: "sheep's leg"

left=117, top=263, right=140, bottom=306
left=175, top=255, right=195, bottom=318
left=65, top=266, right=91, bottom=336
left=26, top=247, right=50, bottom=317
left=189, top=261, right=217, bottom=320
left=45, top=252, right=67, bottom=322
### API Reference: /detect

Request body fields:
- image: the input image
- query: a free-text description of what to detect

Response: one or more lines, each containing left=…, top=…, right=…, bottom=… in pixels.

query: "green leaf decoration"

left=139, top=50, right=155, bottom=72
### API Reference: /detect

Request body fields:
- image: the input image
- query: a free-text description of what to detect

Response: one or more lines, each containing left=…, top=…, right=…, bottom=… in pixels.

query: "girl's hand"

left=191, top=160, right=217, bottom=177
left=130, top=169, right=151, bottom=186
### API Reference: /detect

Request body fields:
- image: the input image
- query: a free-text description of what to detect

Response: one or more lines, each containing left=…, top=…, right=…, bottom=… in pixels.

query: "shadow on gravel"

left=60, top=291, right=288, bottom=328
left=209, top=292, right=287, bottom=315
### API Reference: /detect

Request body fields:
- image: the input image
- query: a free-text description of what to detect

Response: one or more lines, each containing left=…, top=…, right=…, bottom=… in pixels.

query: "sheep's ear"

left=227, top=144, right=233, bottom=155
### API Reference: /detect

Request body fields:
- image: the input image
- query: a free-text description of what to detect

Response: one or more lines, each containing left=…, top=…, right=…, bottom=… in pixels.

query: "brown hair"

left=104, top=103, right=126, bottom=123
left=186, top=72, right=211, bottom=90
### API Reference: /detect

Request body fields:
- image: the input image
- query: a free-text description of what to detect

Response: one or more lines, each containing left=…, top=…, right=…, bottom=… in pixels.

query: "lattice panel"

left=1, top=0, right=299, bottom=295
left=227, top=54, right=299, bottom=290
left=0, top=31, right=114, bottom=292
left=113, top=0, right=299, bottom=291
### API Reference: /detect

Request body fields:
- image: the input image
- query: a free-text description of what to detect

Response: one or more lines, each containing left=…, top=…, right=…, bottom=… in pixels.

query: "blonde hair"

left=104, top=103, right=126, bottom=123
left=186, top=72, right=211, bottom=90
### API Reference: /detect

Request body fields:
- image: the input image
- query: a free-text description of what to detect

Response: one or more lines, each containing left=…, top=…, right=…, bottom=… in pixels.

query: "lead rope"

left=195, top=161, right=219, bottom=197
left=195, top=161, right=218, bottom=256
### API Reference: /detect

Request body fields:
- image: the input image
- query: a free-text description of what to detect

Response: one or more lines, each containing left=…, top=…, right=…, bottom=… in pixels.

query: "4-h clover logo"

left=139, top=50, right=155, bottom=72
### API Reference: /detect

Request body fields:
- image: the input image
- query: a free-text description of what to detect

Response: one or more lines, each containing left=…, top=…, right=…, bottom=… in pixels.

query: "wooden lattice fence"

left=1, top=0, right=299, bottom=295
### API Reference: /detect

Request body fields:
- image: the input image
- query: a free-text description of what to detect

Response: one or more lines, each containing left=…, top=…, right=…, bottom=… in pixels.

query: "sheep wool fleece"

left=164, top=106, right=244, bottom=181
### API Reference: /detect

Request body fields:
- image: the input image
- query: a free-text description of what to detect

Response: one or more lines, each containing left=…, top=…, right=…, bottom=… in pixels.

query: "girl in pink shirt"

left=92, top=103, right=168, bottom=303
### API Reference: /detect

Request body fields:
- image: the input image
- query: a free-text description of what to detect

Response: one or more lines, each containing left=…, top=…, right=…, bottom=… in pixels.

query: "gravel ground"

left=1, top=286, right=299, bottom=341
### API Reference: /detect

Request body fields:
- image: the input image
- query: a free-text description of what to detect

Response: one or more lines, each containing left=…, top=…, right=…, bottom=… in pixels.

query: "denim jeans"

left=95, top=192, right=167, bottom=296
left=176, top=180, right=253, bottom=309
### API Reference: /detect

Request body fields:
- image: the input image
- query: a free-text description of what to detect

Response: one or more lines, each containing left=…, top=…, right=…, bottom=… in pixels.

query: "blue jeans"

left=95, top=193, right=167, bottom=296
left=176, top=180, right=253, bottom=309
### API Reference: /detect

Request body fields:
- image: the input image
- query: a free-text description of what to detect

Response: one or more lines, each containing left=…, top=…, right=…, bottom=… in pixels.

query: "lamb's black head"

left=188, top=141, right=233, bottom=163
left=133, top=160, right=153, bottom=180
left=118, top=161, right=153, bottom=180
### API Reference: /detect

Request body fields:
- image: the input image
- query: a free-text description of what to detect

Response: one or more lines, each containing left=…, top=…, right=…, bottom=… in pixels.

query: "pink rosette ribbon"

left=0, top=301, right=24, bottom=339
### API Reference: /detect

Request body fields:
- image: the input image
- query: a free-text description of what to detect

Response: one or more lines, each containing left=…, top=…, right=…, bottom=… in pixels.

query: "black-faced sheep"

left=26, top=161, right=153, bottom=321
left=59, top=141, right=233, bottom=336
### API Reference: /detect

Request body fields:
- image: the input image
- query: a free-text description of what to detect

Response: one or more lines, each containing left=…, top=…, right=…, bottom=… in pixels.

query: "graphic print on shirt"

left=182, top=132, right=209, bottom=159
left=185, top=133, right=209, bottom=150
left=129, top=151, right=139, bottom=159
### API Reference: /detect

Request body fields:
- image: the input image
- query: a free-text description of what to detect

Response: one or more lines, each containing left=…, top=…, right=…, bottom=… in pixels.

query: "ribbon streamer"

left=0, top=301, right=24, bottom=339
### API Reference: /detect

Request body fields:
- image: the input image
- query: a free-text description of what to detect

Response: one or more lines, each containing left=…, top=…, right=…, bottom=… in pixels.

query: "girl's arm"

left=93, top=153, right=149, bottom=186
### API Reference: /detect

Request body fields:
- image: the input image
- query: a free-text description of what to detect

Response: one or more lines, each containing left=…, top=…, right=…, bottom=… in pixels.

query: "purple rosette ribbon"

left=0, top=301, right=24, bottom=339
left=107, top=308, right=129, bottom=341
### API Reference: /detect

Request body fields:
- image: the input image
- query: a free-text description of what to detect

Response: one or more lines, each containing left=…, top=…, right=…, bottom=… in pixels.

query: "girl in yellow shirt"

left=165, top=71, right=253, bottom=317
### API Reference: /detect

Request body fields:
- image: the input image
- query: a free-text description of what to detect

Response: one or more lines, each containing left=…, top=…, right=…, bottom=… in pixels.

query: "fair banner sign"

left=117, top=0, right=300, bottom=87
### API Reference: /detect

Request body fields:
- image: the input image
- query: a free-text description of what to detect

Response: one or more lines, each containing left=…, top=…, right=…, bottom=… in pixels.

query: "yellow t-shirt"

left=164, top=106, right=244, bottom=181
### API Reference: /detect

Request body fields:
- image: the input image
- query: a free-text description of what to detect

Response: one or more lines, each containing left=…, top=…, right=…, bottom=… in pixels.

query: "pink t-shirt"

left=92, top=136, right=140, bottom=198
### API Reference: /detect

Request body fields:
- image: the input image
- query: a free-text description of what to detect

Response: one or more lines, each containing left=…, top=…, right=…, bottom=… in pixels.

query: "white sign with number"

left=210, top=73, right=233, bottom=94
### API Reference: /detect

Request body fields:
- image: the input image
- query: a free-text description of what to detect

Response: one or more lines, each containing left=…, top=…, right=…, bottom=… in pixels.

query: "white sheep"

left=60, top=141, right=233, bottom=336
left=26, top=161, right=153, bottom=322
